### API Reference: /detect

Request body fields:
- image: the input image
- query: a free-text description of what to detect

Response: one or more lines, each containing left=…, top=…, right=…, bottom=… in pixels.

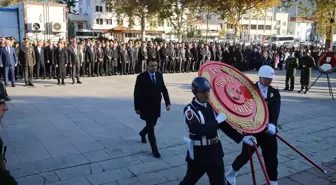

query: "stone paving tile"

left=85, top=167, right=134, bottom=185
left=127, top=160, right=172, bottom=175
left=3, top=71, right=336, bottom=184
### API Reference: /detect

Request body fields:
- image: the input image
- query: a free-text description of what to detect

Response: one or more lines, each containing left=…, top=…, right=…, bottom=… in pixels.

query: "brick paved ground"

left=276, top=160, right=336, bottom=185
left=1, top=69, right=336, bottom=185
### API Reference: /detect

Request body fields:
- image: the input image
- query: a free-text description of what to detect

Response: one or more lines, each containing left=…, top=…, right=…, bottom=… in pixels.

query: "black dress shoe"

left=139, top=133, right=146, bottom=143
left=298, top=90, right=302, bottom=93
left=29, top=83, right=34, bottom=86
left=152, top=150, right=161, bottom=158
left=289, top=89, right=294, bottom=91
left=12, top=84, right=15, bottom=87
left=77, top=81, right=82, bottom=84
left=61, top=82, right=65, bottom=85
left=283, top=88, right=289, bottom=90
left=72, top=82, right=75, bottom=84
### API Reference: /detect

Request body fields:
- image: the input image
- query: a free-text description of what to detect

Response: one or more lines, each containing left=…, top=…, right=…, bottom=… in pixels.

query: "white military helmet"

left=258, top=65, right=275, bottom=79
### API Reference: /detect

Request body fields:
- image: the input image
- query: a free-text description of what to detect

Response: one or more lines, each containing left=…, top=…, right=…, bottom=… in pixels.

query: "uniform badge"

left=186, top=110, right=193, bottom=121
left=270, top=93, right=274, bottom=98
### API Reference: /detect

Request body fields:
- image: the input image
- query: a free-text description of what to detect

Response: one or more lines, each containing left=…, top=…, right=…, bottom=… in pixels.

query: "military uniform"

left=18, top=39, right=35, bottom=86
left=284, top=55, right=299, bottom=91
left=299, top=55, right=315, bottom=93
left=180, top=77, right=256, bottom=185
left=226, top=66, right=281, bottom=185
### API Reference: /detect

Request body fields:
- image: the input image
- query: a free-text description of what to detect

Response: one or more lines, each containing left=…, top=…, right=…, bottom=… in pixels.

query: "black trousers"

left=232, top=132, right=278, bottom=181
left=139, top=118, right=158, bottom=151
left=37, top=62, right=46, bottom=78
left=71, top=65, right=80, bottom=83
left=46, top=63, right=53, bottom=78
left=87, top=62, right=94, bottom=76
left=141, top=60, right=147, bottom=73
left=95, top=62, right=102, bottom=76
left=161, top=60, right=167, bottom=73
left=285, top=75, right=295, bottom=90
left=105, top=60, right=111, bottom=75
left=57, top=66, right=66, bottom=84
left=179, top=158, right=225, bottom=185
left=24, top=66, right=33, bottom=84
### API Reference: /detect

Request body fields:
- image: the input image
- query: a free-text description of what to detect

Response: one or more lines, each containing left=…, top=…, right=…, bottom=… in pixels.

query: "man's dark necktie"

left=151, top=74, right=156, bottom=84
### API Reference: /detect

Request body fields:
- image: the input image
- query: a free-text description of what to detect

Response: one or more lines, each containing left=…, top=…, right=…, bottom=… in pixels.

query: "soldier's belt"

left=193, top=137, right=219, bottom=146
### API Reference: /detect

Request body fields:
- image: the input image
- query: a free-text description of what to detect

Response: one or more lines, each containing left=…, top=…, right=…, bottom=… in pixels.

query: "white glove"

left=267, top=124, right=276, bottom=135
left=242, top=136, right=257, bottom=147
left=215, top=113, right=227, bottom=123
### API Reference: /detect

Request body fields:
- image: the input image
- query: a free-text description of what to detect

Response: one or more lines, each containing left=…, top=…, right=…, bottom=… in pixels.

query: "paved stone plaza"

left=1, top=70, right=336, bottom=185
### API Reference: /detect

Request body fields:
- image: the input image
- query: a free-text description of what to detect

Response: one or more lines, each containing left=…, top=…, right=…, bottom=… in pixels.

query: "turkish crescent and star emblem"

left=198, top=62, right=269, bottom=134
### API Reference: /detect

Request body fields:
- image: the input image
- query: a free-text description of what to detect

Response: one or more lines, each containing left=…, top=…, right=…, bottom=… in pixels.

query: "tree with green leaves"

left=209, top=0, right=281, bottom=43
left=282, top=0, right=336, bottom=49
left=105, top=0, right=160, bottom=41
left=0, top=0, right=20, bottom=7
left=157, top=0, right=200, bottom=41
left=58, top=0, right=78, bottom=14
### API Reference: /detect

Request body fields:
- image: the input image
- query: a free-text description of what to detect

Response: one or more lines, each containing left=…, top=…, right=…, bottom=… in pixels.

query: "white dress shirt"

left=258, top=81, right=268, bottom=99
left=195, top=99, right=207, bottom=108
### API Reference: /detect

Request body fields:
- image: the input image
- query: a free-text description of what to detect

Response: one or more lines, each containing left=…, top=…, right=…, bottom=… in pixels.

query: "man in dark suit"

left=104, top=41, right=112, bottom=76
left=34, top=40, right=46, bottom=79
left=96, top=42, right=103, bottom=76
left=45, top=40, right=56, bottom=79
left=54, top=41, right=68, bottom=85
left=0, top=38, right=17, bottom=87
left=138, top=42, right=148, bottom=73
left=85, top=42, right=97, bottom=77
left=68, top=41, right=83, bottom=84
left=134, top=59, right=171, bottom=158
left=226, top=65, right=281, bottom=185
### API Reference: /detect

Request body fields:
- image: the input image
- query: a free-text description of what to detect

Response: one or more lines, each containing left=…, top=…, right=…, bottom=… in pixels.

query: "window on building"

left=252, top=16, right=257, bottom=20
left=117, top=18, right=123, bottom=25
left=96, top=19, right=103, bottom=25
left=78, top=22, right=84, bottom=29
left=106, top=19, right=112, bottom=25
left=96, top=6, right=103, bottom=12
left=282, top=21, right=287, bottom=26
left=106, top=5, right=113, bottom=12
left=265, top=25, right=271, bottom=30
left=158, top=21, right=164, bottom=27
left=251, top=25, right=257, bottom=29
left=276, top=20, right=281, bottom=25
left=258, top=25, right=264, bottom=29
left=150, top=21, right=157, bottom=27
left=166, top=20, right=171, bottom=27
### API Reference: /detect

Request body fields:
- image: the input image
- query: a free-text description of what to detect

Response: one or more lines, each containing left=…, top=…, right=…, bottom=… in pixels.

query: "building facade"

left=288, top=17, right=314, bottom=41
left=77, top=0, right=176, bottom=41
left=225, top=9, right=289, bottom=42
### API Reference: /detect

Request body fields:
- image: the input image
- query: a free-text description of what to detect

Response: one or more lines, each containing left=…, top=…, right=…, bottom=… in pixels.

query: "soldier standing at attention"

left=179, top=77, right=257, bottom=185
left=18, top=38, right=35, bottom=86
left=283, top=49, right=299, bottom=91
left=299, top=49, right=315, bottom=94
left=226, top=65, right=281, bottom=185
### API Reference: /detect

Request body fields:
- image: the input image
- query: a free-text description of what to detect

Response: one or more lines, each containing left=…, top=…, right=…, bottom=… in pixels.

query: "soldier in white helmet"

left=226, top=65, right=281, bottom=185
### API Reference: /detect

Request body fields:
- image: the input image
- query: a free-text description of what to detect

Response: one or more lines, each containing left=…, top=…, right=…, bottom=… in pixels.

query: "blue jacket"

left=0, top=47, right=18, bottom=67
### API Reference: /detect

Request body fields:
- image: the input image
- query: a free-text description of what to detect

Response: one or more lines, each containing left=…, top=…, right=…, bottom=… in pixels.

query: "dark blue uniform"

left=179, top=98, right=244, bottom=185
left=230, top=83, right=281, bottom=182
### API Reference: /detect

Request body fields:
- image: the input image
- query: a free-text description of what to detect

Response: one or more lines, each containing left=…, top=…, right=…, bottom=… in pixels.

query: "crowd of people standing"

left=0, top=36, right=329, bottom=88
